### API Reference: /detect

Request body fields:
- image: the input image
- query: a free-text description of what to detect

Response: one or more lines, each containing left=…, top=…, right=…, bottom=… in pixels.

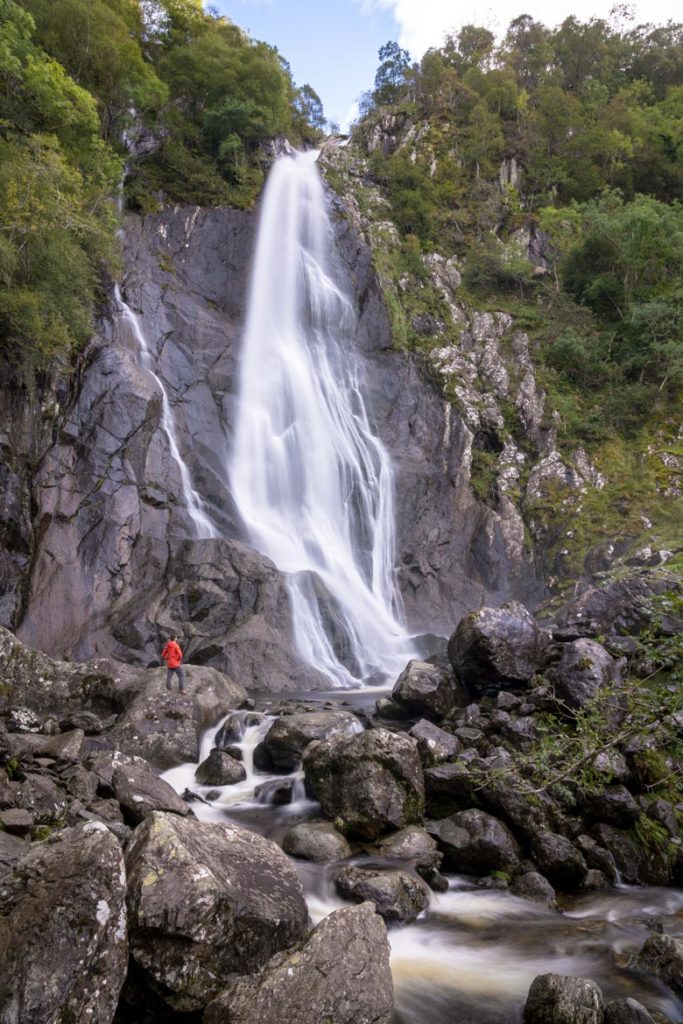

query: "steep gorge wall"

left=3, top=177, right=546, bottom=690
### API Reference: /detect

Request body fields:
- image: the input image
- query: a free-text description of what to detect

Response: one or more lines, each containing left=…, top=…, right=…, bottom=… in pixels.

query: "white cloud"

left=358, top=0, right=683, bottom=58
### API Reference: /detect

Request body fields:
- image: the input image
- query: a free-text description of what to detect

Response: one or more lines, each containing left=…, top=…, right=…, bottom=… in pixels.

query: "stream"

left=163, top=701, right=683, bottom=1024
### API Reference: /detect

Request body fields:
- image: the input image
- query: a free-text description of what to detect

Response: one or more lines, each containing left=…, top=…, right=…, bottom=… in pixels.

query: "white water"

left=114, top=284, right=217, bottom=539
left=229, top=149, right=417, bottom=688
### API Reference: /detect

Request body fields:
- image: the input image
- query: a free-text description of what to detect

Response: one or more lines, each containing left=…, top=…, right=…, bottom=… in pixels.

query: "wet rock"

left=335, top=865, right=428, bottom=923
left=523, top=973, right=604, bottom=1024
left=637, top=933, right=683, bottom=996
left=582, top=869, right=610, bottom=890
left=0, top=822, right=128, bottom=1024
left=375, top=825, right=443, bottom=884
left=125, top=811, right=309, bottom=1011
left=427, top=809, right=520, bottom=875
left=303, top=728, right=424, bottom=840
left=108, top=665, right=246, bottom=769
left=604, top=998, right=657, bottom=1024
left=195, top=747, right=246, bottom=786
left=255, top=777, right=296, bottom=805
left=531, top=831, right=588, bottom=888
left=546, top=638, right=620, bottom=712
left=478, top=775, right=558, bottom=842
left=204, top=902, right=393, bottom=1024
left=112, top=764, right=192, bottom=824
left=576, top=835, right=619, bottom=881
left=511, top=871, right=558, bottom=909
left=590, top=824, right=642, bottom=883
left=392, top=660, right=464, bottom=719
left=424, top=761, right=476, bottom=818
left=409, top=719, right=460, bottom=766
left=448, top=602, right=549, bottom=696
left=263, top=710, right=360, bottom=771
left=282, top=821, right=352, bottom=862
left=583, top=785, right=640, bottom=828
left=645, top=798, right=679, bottom=837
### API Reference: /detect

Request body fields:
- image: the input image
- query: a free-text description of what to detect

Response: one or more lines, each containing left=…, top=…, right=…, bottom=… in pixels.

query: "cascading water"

left=114, top=284, right=217, bottom=539
left=229, top=149, right=417, bottom=688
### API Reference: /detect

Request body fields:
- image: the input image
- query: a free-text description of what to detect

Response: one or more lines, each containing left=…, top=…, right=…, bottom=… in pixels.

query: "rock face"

left=125, top=811, right=309, bottom=1011
left=448, top=603, right=549, bottom=695
left=0, top=822, right=128, bottom=1024
left=303, top=728, right=425, bottom=840
left=204, top=902, right=394, bottom=1024
left=523, top=974, right=604, bottom=1024
left=263, top=710, right=360, bottom=770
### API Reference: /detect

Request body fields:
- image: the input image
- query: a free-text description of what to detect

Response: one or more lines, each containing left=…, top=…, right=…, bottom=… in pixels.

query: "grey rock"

left=263, top=711, right=360, bottom=771
left=15, top=773, right=68, bottom=825
left=409, top=718, right=460, bottom=766
left=604, top=998, right=657, bottom=1024
left=282, top=822, right=352, bottom=862
left=392, top=660, right=465, bottom=719
left=547, top=638, right=620, bottom=712
left=554, top=574, right=680, bottom=640
left=583, top=785, right=640, bottom=828
left=637, top=933, right=683, bottom=996
left=112, top=764, right=192, bottom=824
left=590, top=824, right=642, bottom=884
left=0, top=822, right=128, bottom=1024
left=335, top=865, right=428, bottom=923
left=40, top=728, right=86, bottom=763
left=61, top=764, right=99, bottom=804
left=195, top=747, right=246, bottom=786
left=255, top=778, right=295, bottom=804
left=0, top=808, right=34, bottom=836
left=531, top=831, right=588, bottom=887
left=448, top=602, right=549, bottom=696
left=375, top=825, right=442, bottom=882
left=427, top=809, right=520, bottom=875
left=511, top=871, right=558, bottom=909
left=203, top=902, right=393, bottom=1024
left=125, top=812, right=309, bottom=1011
left=303, top=728, right=424, bottom=840
left=424, top=761, right=476, bottom=818
left=0, top=830, right=27, bottom=879
left=523, top=973, right=604, bottom=1024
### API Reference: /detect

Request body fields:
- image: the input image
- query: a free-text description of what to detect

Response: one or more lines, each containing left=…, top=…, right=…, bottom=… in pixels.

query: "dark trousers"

left=166, top=665, right=185, bottom=691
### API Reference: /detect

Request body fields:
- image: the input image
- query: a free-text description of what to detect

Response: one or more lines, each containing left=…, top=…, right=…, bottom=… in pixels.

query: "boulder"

left=523, top=974, right=604, bottom=1024
left=40, top=728, right=86, bottom=763
left=511, top=871, right=558, bottom=909
left=409, top=719, right=460, bottom=766
left=0, top=808, right=33, bottom=836
left=589, top=824, right=642, bottom=883
left=477, top=775, right=558, bottom=842
left=15, top=773, right=68, bottom=825
left=255, top=778, right=296, bottom=805
left=583, top=785, right=640, bottom=828
left=424, top=761, right=476, bottom=818
left=108, top=665, right=246, bottom=769
left=547, top=638, right=620, bottom=712
left=374, top=825, right=443, bottom=884
left=195, top=747, right=246, bottom=786
left=604, top=998, right=657, bottom=1023
left=204, top=903, right=393, bottom=1024
left=637, top=933, right=683, bottom=996
left=335, top=865, right=428, bottom=923
left=125, top=812, right=309, bottom=1011
left=282, top=822, right=351, bottom=862
left=531, top=831, right=588, bottom=888
left=0, top=831, right=27, bottom=878
left=392, top=660, right=464, bottom=719
left=427, top=809, right=520, bottom=875
left=448, top=602, right=549, bottom=696
left=263, top=711, right=360, bottom=771
left=112, top=764, right=192, bottom=824
left=0, top=822, right=128, bottom=1024
left=303, top=728, right=424, bottom=840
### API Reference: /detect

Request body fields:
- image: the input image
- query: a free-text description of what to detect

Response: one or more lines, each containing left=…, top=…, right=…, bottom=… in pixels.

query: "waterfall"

left=229, top=149, right=417, bottom=688
left=114, top=285, right=218, bottom=539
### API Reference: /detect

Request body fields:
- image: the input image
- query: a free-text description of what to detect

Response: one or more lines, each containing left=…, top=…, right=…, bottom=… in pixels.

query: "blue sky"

left=213, top=0, right=683, bottom=131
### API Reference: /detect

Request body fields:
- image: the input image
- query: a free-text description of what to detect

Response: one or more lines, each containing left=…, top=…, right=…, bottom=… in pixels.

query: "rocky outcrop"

left=0, top=822, right=128, bottom=1024
left=125, top=812, right=309, bottom=1011
left=204, top=902, right=394, bottom=1024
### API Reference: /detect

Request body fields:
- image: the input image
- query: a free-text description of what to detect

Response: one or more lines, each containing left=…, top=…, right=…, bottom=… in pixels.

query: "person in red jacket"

left=161, top=634, right=185, bottom=693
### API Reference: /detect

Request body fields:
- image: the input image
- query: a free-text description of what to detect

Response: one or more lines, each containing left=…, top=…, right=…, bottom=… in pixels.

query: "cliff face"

left=3, top=171, right=549, bottom=690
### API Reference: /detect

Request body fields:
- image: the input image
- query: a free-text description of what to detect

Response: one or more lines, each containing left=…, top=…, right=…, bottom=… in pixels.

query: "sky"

left=213, top=0, right=683, bottom=130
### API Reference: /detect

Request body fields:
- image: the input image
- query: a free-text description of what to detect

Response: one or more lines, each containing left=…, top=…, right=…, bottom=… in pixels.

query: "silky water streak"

left=229, top=149, right=416, bottom=687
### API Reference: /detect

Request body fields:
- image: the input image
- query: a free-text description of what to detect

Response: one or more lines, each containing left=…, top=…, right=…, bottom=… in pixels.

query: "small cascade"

left=114, top=284, right=217, bottom=539
left=229, top=149, right=418, bottom=688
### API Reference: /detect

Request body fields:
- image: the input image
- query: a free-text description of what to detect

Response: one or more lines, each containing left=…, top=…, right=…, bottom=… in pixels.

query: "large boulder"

left=303, top=728, right=424, bottom=840
left=391, top=660, right=465, bottom=719
left=531, top=831, right=588, bottom=888
left=409, top=718, right=460, bottom=766
left=523, top=974, right=604, bottom=1024
left=112, top=763, right=193, bottom=824
left=263, top=711, right=360, bottom=771
left=546, top=638, right=620, bottom=712
left=637, top=933, right=683, bottom=997
left=511, top=871, right=557, bottom=909
left=0, top=822, right=128, bottom=1024
left=108, top=665, right=246, bottom=769
left=448, top=602, right=549, bottom=696
left=195, top=747, right=246, bottom=785
left=282, top=822, right=352, bottom=863
left=427, top=809, right=521, bottom=875
left=424, top=761, right=476, bottom=818
left=604, top=999, right=657, bottom=1024
left=204, top=902, right=393, bottom=1024
left=125, top=812, right=309, bottom=1011
left=334, top=865, right=428, bottom=923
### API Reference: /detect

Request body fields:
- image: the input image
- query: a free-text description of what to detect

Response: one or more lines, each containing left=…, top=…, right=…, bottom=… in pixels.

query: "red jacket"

left=161, top=640, right=183, bottom=669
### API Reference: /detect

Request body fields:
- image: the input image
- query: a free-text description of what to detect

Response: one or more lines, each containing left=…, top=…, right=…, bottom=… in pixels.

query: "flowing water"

left=114, top=284, right=217, bottom=539
left=164, top=706, right=683, bottom=1024
left=228, top=149, right=417, bottom=688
